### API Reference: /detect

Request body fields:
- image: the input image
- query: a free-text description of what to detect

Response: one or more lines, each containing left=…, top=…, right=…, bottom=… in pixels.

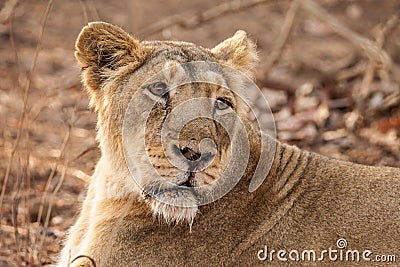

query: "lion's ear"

left=211, top=30, right=258, bottom=76
left=75, top=22, right=150, bottom=88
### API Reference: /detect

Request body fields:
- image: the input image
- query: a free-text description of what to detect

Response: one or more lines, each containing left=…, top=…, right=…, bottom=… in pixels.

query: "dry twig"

left=359, top=15, right=399, bottom=101
left=29, top=155, right=91, bottom=182
left=139, top=0, right=282, bottom=37
left=263, top=0, right=300, bottom=73
left=351, top=15, right=399, bottom=128
left=301, top=0, right=392, bottom=70
left=0, top=0, right=18, bottom=24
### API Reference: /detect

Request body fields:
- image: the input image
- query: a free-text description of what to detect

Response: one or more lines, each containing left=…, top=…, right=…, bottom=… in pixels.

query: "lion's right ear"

left=211, top=30, right=258, bottom=77
left=75, top=22, right=150, bottom=89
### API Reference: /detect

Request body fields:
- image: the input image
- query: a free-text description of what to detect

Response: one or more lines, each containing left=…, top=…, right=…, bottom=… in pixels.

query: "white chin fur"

left=149, top=199, right=198, bottom=231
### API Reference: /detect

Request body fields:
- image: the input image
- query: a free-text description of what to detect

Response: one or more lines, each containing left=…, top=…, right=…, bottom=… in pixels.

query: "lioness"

left=58, top=22, right=400, bottom=267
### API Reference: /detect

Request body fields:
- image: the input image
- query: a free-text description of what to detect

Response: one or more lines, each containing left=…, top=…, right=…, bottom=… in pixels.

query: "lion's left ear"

left=211, top=30, right=258, bottom=76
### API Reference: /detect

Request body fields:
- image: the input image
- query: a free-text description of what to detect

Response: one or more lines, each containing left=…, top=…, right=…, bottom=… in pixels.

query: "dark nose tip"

left=180, top=146, right=201, bottom=161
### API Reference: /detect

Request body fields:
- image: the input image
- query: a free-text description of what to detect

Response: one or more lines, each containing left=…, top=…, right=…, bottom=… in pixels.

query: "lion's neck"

left=236, top=132, right=316, bottom=204
left=221, top=139, right=315, bottom=226
left=264, top=140, right=313, bottom=201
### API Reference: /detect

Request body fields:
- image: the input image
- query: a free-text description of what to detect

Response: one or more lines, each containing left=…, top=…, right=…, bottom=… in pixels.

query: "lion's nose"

left=180, top=146, right=201, bottom=161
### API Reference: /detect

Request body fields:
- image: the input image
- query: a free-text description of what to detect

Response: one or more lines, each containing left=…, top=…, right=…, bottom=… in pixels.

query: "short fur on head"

left=58, top=22, right=400, bottom=267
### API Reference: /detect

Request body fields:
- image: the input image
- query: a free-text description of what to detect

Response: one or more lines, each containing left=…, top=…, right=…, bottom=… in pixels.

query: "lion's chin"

left=148, top=199, right=198, bottom=230
left=144, top=186, right=199, bottom=231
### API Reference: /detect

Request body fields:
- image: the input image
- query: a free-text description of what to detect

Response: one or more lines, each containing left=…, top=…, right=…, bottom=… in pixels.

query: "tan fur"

left=57, top=22, right=400, bottom=267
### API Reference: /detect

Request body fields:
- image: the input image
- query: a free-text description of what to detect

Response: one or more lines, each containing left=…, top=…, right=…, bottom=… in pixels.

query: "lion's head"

left=75, top=22, right=267, bottom=227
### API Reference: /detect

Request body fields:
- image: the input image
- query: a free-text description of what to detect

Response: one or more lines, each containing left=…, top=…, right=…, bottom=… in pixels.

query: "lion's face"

left=143, top=80, right=231, bottom=189
left=138, top=64, right=237, bottom=224
left=75, top=22, right=258, bottom=226
left=123, top=60, right=254, bottom=225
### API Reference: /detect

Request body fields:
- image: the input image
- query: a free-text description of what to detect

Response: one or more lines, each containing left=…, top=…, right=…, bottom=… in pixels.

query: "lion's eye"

left=148, top=82, right=167, bottom=96
left=215, top=98, right=232, bottom=110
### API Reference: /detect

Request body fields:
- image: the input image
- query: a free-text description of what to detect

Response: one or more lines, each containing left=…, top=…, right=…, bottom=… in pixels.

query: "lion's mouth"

left=142, top=150, right=215, bottom=202
left=177, top=152, right=214, bottom=188
left=179, top=171, right=196, bottom=187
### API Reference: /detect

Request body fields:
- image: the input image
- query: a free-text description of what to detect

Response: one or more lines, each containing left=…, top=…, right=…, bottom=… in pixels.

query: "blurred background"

left=0, top=0, right=399, bottom=265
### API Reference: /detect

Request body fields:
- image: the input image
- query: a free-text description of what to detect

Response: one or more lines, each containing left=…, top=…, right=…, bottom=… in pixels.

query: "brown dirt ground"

left=0, top=0, right=399, bottom=266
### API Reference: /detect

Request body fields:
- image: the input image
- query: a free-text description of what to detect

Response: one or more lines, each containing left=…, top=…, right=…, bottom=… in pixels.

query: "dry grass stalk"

left=0, top=0, right=53, bottom=264
left=34, top=92, right=85, bottom=263
left=0, top=0, right=54, bottom=222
